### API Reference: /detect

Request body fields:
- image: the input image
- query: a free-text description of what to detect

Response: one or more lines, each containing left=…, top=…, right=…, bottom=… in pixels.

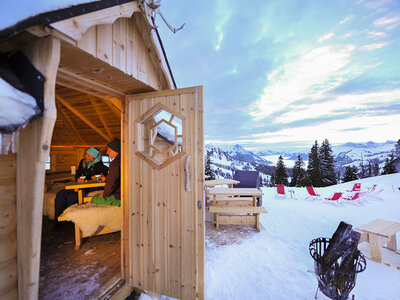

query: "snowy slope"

left=204, top=173, right=400, bottom=300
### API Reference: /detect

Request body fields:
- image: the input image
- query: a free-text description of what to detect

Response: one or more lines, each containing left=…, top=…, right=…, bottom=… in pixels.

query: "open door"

left=123, top=86, right=204, bottom=299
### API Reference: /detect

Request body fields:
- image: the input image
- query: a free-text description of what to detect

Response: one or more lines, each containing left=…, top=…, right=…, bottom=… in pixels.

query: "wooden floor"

left=39, top=217, right=121, bottom=300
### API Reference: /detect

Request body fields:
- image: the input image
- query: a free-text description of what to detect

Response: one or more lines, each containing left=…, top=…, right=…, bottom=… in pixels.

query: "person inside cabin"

left=53, top=147, right=108, bottom=227
left=91, top=139, right=121, bottom=206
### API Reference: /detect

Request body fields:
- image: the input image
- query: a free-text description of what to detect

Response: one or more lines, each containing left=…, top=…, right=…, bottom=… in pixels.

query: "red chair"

left=342, top=192, right=366, bottom=205
left=305, top=186, right=322, bottom=200
left=275, top=184, right=286, bottom=199
left=324, top=192, right=343, bottom=206
left=346, top=183, right=361, bottom=193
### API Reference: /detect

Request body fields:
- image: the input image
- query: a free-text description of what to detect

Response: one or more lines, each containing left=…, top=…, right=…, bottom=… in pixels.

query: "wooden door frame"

left=17, top=36, right=60, bottom=300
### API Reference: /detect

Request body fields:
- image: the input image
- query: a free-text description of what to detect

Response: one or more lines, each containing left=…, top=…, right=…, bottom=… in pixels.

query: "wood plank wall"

left=48, top=147, right=108, bottom=173
left=0, top=154, right=18, bottom=299
left=126, top=88, right=204, bottom=299
left=77, top=16, right=166, bottom=91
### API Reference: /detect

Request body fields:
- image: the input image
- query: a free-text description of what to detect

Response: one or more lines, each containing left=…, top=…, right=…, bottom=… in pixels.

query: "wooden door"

left=124, top=86, right=204, bottom=299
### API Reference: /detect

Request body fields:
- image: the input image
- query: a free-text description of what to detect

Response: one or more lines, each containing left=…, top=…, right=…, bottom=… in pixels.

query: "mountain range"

left=206, top=140, right=397, bottom=178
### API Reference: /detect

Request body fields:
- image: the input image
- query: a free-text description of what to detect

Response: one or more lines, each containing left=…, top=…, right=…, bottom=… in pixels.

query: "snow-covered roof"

left=0, top=0, right=134, bottom=40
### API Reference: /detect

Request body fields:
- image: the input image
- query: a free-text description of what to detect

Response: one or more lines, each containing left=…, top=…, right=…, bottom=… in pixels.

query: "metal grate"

left=309, top=237, right=366, bottom=300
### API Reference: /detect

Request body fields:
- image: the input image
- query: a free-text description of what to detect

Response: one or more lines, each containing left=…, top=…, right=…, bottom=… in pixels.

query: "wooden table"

left=204, top=179, right=240, bottom=188
left=65, top=181, right=105, bottom=204
left=206, top=188, right=266, bottom=231
left=45, top=172, right=75, bottom=191
left=355, top=218, right=400, bottom=263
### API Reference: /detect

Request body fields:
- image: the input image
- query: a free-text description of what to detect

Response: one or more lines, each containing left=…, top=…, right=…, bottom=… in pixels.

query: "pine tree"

left=342, top=166, right=359, bottom=182
left=366, top=160, right=373, bottom=178
left=270, top=173, right=276, bottom=187
left=395, top=139, right=400, bottom=161
left=359, top=152, right=366, bottom=178
left=394, top=139, right=400, bottom=172
left=307, top=141, right=323, bottom=187
left=373, top=163, right=380, bottom=176
left=291, top=154, right=307, bottom=187
left=275, top=155, right=288, bottom=185
left=319, top=139, right=337, bottom=186
left=382, top=152, right=396, bottom=175
left=204, top=150, right=215, bottom=180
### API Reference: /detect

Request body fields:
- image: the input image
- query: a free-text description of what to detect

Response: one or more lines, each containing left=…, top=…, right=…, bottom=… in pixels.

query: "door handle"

left=184, top=155, right=191, bottom=192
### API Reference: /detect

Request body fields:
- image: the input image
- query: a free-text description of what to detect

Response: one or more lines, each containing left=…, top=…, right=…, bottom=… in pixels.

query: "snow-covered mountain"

left=219, top=144, right=271, bottom=164
left=206, top=140, right=398, bottom=175
left=332, top=141, right=396, bottom=169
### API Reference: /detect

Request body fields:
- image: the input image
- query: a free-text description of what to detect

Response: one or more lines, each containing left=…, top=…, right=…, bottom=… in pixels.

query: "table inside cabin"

left=45, top=172, right=75, bottom=191
left=206, top=187, right=266, bottom=231
left=65, top=181, right=106, bottom=204
left=355, top=218, right=400, bottom=263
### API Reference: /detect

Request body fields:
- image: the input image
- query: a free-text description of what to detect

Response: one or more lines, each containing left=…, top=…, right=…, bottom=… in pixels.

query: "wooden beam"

left=56, top=67, right=125, bottom=101
left=51, top=2, right=140, bottom=40
left=89, top=95, right=114, bottom=140
left=56, top=102, right=86, bottom=145
left=17, top=36, right=60, bottom=300
left=98, top=97, right=121, bottom=117
left=55, top=94, right=110, bottom=142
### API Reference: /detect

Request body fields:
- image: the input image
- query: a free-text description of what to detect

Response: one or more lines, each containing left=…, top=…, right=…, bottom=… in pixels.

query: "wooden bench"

left=209, top=205, right=267, bottom=232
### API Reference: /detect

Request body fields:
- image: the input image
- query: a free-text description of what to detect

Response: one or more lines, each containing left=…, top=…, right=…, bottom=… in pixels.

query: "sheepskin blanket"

left=62, top=203, right=121, bottom=236
left=43, top=192, right=57, bottom=220
left=43, top=189, right=103, bottom=220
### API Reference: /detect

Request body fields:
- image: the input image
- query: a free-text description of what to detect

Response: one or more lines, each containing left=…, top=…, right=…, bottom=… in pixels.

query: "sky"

left=157, top=0, right=400, bottom=152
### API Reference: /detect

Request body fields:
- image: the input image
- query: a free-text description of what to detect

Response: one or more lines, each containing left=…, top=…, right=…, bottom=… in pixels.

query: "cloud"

left=318, top=32, right=335, bottom=42
left=360, top=42, right=389, bottom=50
left=250, top=44, right=356, bottom=121
left=340, top=15, right=354, bottom=24
left=373, top=15, right=400, bottom=30
left=366, top=31, right=387, bottom=38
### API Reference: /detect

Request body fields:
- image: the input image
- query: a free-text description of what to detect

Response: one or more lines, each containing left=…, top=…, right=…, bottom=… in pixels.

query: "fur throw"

left=62, top=203, right=121, bottom=236
left=43, top=192, right=57, bottom=220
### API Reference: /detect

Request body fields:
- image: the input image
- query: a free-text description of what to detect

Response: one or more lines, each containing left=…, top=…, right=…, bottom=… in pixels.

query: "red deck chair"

left=342, top=191, right=366, bottom=205
left=324, top=192, right=343, bottom=206
left=305, top=186, right=322, bottom=200
left=346, top=183, right=361, bottom=193
left=275, top=184, right=286, bottom=199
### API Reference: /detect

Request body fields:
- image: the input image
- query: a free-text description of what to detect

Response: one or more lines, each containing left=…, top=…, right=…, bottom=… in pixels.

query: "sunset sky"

left=158, top=0, right=400, bottom=151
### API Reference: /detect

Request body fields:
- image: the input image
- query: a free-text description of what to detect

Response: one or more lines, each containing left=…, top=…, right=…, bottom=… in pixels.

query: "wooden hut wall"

left=48, top=147, right=85, bottom=173
left=75, top=14, right=168, bottom=91
left=0, top=154, right=18, bottom=299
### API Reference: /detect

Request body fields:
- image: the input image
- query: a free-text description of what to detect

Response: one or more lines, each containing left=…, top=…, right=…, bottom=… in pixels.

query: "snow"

left=0, top=77, right=40, bottom=130
left=0, top=0, right=93, bottom=31
left=205, top=173, right=400, bottom=300
left=261, top=154, right=308, bottom=168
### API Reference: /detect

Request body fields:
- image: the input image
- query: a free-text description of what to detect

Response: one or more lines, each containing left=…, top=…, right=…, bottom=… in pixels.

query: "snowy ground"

left=204, top=173, right=400, bottom=300
left=141, top=173, right=400, bottom=300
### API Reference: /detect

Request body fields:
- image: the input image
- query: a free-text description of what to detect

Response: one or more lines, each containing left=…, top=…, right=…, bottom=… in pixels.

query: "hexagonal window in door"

left=134, top=103, right=185, bottom=169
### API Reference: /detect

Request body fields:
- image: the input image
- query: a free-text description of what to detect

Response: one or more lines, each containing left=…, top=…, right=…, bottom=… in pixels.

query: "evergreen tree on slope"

left=382, top=152, right=396, bottom=175
left=275, top=155, right=289, bottom=185
left=342, top=165, right=359, bottom=182
left=291, top=154, right=308, bottom=187
left=204, top=150, right=215, bottom=180
left=307, top=141, right=323, bottom=187
left=319, top=139, right=337, bottom=186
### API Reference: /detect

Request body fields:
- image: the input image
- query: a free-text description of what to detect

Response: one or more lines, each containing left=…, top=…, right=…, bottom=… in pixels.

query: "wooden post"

left=17, top=36, right=60, bottom=300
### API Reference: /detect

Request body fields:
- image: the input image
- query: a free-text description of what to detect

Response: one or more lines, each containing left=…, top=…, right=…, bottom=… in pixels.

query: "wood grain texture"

left=127, top=87, right=204, bottom=299
left=17, top=36, right=60, bottom=300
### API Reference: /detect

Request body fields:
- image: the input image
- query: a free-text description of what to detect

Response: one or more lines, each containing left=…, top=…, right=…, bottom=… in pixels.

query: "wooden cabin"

left=0, top=1, right=204, bottom=299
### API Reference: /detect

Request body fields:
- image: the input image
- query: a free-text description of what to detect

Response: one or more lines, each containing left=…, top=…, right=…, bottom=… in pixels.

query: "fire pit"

left=309, top=223, right=367, bottom=300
